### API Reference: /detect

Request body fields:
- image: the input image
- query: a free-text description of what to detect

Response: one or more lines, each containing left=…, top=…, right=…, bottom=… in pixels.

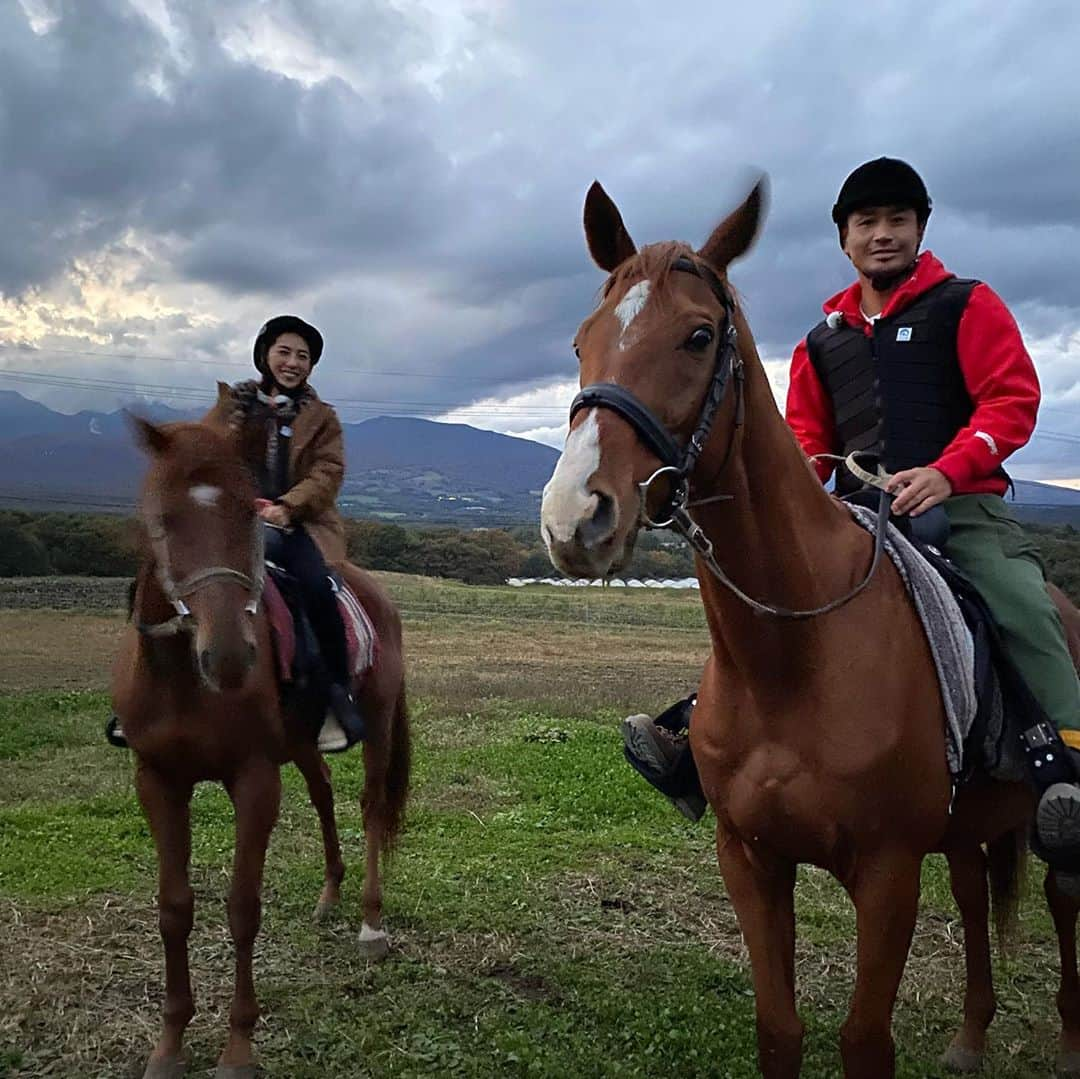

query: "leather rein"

left=568, top=257, right=889, bottom=620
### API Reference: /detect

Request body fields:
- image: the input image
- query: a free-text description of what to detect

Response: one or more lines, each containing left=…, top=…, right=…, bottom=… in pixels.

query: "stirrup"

left=105, top=715, right=129, bottom=749
left=317, top=714, right=349, bottom=754
left=621, top=705, right=706, bottom=823
left=318, top=685, right=366, bottom=753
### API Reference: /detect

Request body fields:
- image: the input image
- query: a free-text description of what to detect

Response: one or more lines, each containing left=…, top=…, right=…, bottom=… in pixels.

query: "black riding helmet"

left=831, top=157, right=932, bottom=241
left=253, top=315, right=324, bottom=378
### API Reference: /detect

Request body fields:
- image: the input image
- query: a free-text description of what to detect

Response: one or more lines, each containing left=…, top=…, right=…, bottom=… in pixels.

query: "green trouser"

left=942, top=493, right=1080, bottom=734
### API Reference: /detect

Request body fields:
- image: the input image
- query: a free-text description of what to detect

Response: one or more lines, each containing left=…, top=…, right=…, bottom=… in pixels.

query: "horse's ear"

left=584, top=181, right=637, bottom=272
left=698, top=175, right=769, bottom=271
left=126, top=412, right=171, bottom=455
left=216, top=380, right=232, bottom=403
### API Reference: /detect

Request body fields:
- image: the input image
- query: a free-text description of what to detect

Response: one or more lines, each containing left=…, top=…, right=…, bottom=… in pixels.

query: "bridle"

left=568, top=256, right=888, bottom=620
left=137, top=497, right=266, bottom=639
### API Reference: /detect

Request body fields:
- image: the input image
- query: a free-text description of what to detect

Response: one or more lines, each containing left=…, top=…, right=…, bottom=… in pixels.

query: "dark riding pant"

left=264, top=525, right=349, bottom=686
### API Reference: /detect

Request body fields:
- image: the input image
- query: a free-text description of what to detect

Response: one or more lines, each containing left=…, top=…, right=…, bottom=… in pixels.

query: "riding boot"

left=1023, top=722, right=1080, bottom=895
left=621, top=695, right=706, bottom=822
left=317, top=684, right=366, bottom=754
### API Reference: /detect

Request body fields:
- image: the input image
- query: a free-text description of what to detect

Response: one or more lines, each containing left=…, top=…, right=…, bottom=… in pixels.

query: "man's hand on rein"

left=886, top=467, right=953, bottom=517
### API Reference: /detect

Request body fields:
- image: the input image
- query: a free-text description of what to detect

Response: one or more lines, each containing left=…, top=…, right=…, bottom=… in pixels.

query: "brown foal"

left=111, top=418, right=410, bottom=1079
left=540, top=179, right=1080, bottom=1078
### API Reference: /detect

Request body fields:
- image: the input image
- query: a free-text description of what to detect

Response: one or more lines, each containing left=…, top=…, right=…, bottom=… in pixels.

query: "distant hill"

left=0, top=390, right=559, bottom=523
left=4, top=389, right=1080, bottom=525
left=1008, top=480, right=1080, bottom=525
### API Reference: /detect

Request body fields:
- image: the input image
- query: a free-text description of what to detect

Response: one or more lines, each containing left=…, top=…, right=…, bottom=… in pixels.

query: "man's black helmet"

left=831, top=157, right=932, bottom=231
left=253, top=315, right=324, bottom=376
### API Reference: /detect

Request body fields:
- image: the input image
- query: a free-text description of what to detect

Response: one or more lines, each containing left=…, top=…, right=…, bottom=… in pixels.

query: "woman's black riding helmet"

left=253, top=315, right=324, bottom=377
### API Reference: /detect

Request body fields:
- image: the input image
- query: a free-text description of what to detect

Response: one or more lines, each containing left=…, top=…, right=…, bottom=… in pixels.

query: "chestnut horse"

left=111, top=417, right=410, bottom=1079
left=541, top=179, right=1080, bottom=1077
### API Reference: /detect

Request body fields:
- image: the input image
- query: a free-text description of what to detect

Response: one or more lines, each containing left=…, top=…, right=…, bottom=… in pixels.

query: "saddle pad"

left=847, top=503, right=976, bottom=778
left=263, top=576, right=377, bottom=685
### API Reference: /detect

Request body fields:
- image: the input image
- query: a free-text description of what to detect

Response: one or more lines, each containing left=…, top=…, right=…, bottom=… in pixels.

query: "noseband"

left=567, top=256, right=888, bottom=620
left=138, top=499, right=266, bottom=639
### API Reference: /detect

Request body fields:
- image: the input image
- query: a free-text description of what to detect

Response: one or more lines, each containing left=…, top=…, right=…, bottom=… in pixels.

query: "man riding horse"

left=624, top=157, right=1080, bottom=878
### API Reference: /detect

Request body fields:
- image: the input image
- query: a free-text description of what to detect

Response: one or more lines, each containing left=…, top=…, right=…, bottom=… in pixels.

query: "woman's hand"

left=258, top=502, right=292, bottom=528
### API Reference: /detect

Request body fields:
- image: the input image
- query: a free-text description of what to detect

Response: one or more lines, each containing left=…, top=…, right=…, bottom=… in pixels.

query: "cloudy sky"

left=2, top=0, right=1079, bottom=478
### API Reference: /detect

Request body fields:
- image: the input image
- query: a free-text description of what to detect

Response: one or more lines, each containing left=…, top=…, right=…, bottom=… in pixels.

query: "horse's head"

left=541, top=178, right=767, bottom=578
left=131, top=416, right=262, bottom=692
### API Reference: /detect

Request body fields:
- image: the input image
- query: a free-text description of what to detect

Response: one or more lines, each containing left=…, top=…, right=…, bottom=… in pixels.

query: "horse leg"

left=135, top=766, right=195, bottom=1079
left=941, top=845, right=995, bottom=1072
left=216, top=761, right=281, bottom=1079
left=717, top=836, right=802, bottom=1079
left=1046, top=869, right=1080, bottom=1076
left=293, top=744, right=345, bottom=920
left=840, top=850, right=922, bottom=1079
left=358, top=734, right=390, bottom=960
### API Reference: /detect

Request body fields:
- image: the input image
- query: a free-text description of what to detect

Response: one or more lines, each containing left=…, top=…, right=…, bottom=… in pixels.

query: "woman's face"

left=265, top=332, right=313, bottom=391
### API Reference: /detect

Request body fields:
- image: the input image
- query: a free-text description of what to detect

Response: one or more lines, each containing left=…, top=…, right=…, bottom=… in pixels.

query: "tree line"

left=0, top=511, right=696, bottom=585
left=5, top=509, right=1080, bottom=599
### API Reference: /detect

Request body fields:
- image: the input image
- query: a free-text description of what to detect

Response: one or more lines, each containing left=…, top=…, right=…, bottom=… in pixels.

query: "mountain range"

left=0, top=390, right=559, bottom=524
left=3, top=389, right=1080, bottom=526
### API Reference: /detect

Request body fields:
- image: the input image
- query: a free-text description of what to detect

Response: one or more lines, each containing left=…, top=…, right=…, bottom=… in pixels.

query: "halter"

left=567, top=256, right=888, bottom=620
left=137, top=498, right=266, bottom=639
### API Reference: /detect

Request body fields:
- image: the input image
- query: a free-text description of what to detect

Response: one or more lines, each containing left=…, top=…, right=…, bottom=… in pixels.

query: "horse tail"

left=364, top=678, right=411, bottom=854
left=987, top=825, right=1027, bottom=952
left=381, top=681, right=411, bottom=851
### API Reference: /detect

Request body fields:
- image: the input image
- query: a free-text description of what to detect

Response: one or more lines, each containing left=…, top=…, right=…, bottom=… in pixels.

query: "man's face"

left=841, top=206, right=923, bottom=283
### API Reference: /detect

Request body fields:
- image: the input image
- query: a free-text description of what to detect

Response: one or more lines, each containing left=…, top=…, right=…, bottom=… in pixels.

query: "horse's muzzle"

left=197, top=635, right=257, bottom=692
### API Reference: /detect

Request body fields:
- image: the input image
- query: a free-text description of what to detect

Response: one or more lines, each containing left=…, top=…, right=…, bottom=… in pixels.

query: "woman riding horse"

left=206, top=315, right=365, bottom=753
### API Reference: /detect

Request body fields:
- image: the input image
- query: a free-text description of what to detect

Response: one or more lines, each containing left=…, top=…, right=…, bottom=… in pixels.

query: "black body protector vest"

left=805, top=277, right=1004, bottom=496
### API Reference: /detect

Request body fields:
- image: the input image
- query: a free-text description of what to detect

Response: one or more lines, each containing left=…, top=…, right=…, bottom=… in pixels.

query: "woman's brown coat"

left=205, top=382, right=348, bottom=565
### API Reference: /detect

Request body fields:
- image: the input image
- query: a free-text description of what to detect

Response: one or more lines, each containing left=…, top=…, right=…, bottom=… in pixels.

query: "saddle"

left=262, top=565, right=378, bottom=690
left=844, top=487, right=1039, bottom=785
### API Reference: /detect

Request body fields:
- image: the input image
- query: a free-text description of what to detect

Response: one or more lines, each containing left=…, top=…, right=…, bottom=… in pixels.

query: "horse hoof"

left=215, top=1067, right=257, bottom=1079
left=1058, top=1050, right=1080, bottom=1077
left=358, top=921, right=390, bottom=961
left=942, top=1043, right=983, bottom=1073
left=313, top=899, right=337, bottom=921
left=143, top=1057, right=187, bottom=1079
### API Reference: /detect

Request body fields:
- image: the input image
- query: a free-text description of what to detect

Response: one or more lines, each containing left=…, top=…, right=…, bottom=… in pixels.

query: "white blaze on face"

left=541, top=411, right=601, bottom=546
left=614, top=280, right=651, bottom=351
left=189, top=484, right=222, bottom=508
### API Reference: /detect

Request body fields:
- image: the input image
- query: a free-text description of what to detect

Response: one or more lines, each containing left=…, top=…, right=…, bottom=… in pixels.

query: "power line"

left=0, top=343, right=535, bottom=383
left=0, top=368, right=571, bottom=417
left=6, top=366, right=1080, bottom=442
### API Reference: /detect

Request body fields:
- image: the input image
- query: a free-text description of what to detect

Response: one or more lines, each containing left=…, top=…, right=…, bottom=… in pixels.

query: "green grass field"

left=0, top=576, right=1068, bottom=1077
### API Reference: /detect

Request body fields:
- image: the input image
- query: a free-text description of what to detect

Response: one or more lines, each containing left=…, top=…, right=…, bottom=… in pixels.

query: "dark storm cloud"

left=3, top=0, right=1080, bottom=459
left=0, top=0, right=453, bottom=296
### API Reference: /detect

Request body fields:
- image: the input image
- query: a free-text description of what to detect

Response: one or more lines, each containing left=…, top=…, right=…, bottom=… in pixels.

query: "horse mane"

left=599, top=241, right=750, bottom=349
left=601, top=241, right=697, bottom=306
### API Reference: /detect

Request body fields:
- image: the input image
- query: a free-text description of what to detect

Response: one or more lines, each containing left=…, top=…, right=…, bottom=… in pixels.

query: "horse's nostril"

left=199, top=648, right=212, bottom=674
left=576, top=492, right=617, bottom=549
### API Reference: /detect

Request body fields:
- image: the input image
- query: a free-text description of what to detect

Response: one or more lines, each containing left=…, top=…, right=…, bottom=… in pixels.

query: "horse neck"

left=688, top=337, right=869, bottom=679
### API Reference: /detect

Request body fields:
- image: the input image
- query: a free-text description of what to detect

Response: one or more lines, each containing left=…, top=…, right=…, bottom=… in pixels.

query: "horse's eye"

left=685, top=326, right=715, bottom=353
left=573, top=342, right=581, bottom=360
